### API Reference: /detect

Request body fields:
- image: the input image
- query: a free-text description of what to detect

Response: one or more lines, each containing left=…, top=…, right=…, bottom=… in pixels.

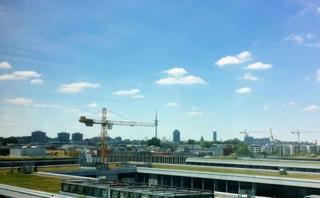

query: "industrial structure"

left=61, top=179, right=214, bottom=197
left=79, top=108, right=155, bottom=163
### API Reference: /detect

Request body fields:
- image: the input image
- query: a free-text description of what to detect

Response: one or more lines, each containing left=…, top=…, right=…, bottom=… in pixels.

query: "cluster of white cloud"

left=246, top=61, right=272, bottom=70
left=4, top=97, right=60, bottom=108
left=316, top=70, right=320, bottom=81
left=58, top=82, right=100, bottom=93
left=239, top=73, right=259, bottom=81
left=285, top=33, right=320, bottom=47
left=215, top=51, right=272, bottom=71
left=302, top=105, right=320, bottom=112
left=236, top=87, right=251, bottom=94
left=0, top=61, right=12, bottom=69
left=216, top=51, right=273, bottom=95
left=30, top=78, right=44, bottom=85
left=156, top=67, right=207, bottom=85
left=0, top=61, right=43, bottom=85
left=5, top=97, right=33, bottom=106
left=113, top=88, right=144, bottom=99
left=215, top=51, right=251, bottom=67
left=0, top=70, right=41, bottom=80
left=88, top=102, right=98, bottom=108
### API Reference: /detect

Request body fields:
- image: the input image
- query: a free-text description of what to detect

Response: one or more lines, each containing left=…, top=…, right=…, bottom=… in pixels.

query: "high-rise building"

left=31, top=131, right=47, bottom=143
left=213, top=131, right=217, bottom=142
left=57, top=132, right=70, bottom=143
left=173, top=129, right=180, bottom=143
left=72, top=132, right=83, bottom=142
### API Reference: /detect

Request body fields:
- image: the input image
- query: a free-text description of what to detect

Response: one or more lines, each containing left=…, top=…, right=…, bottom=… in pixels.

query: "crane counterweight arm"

left=108, top=120, right=154, bottom=127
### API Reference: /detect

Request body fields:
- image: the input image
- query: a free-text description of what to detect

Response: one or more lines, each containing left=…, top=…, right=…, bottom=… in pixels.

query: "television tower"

left=155, top=111, right=158, bottom=138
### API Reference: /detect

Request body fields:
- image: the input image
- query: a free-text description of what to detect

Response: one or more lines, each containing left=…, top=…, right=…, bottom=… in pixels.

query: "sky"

left=0, top=0, right=320, bottom=142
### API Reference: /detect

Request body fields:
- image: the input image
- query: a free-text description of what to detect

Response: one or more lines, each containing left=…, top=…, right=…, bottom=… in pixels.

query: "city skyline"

left=0, top=1, right=320, bottom=141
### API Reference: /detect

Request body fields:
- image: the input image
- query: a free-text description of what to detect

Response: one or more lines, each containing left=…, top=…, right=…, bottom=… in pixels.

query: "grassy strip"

left=0, top=169, right=61, bottom=193
left=0, top=166, right=80, bottom=193
left=153, top=164, right=320, bottom=180
left=0, top=156, right=76, bottom=161
left=38, top=165, right=80, bottom=172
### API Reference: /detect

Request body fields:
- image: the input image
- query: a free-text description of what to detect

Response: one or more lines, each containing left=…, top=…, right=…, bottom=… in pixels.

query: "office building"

left=213, top=131, right=217, bottom=142
left=57, top=132, right=70, bottom=143
left=72, top=132, right=83, bottom=142
left=31, top=131, right=47, bottom=143
left=172, top=129, right=180, bottom=143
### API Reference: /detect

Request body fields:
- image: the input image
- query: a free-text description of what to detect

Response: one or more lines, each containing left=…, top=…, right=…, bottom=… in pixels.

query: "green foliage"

left=235, top=143, right=249, bottom=156
left=186, top=139, right=196, bottom=144
left=223, top=138, right=241, bottom=145
left=200, top=141, right=212, bottom=148
left=147, top=137, right=160, bottom=147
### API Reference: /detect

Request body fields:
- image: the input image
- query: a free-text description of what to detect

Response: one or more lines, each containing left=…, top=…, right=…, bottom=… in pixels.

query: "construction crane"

left=79, top=107, right=155, bottom=163
left=269, top=128, right=275, bottom=143
left=240, top=129, right=276, bottom=143
left=291, top=130, right=301, bottom=143
left=290, top=130, right=319, bottom=143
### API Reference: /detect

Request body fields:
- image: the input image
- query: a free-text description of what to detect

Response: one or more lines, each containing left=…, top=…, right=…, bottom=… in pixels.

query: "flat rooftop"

left=63, top=179, right=213, bottom=197
left=152, top=164, right=320, bottom=180
left=186, top=157, right=320, bottom=169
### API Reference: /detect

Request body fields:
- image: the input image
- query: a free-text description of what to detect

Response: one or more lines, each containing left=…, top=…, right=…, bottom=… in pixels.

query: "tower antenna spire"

left=155, top=110, right=158, bottom=138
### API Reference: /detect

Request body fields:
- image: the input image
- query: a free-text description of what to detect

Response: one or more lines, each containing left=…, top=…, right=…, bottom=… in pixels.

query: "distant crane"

left=240, top=129, right=276, bottom=143
left=291, top=130, right=301, bottom=143
left=290, top=130, right=319, bottom=143
left=79, top=107, right=155, bottom=163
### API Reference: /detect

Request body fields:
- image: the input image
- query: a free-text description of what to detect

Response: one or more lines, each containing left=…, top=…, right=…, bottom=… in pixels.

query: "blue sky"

left=0, top=0, right=320, bottom=142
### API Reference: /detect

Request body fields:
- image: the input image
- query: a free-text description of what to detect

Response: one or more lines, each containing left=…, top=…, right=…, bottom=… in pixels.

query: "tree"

left=147, top=137, right=160, bottom=147
left=235, top=143, right=249, bottom=156
left=186, top=139, right=196, bottom=144
left=200, top=141, right=212, bottom=148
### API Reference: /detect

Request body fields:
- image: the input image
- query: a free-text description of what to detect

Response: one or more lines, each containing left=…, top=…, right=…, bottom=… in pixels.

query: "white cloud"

left=288, top=102, right=296, bottom=106
left=34, top=103, right=60, bottom=108
left=215, top=51, right=251, bottom=67
left=318, top=7, right=320, bottom=13
left=88, top=102, right=98, bottom=108
left=186, top=111, right=204, bottom=116
left=302, top=105, right=320, bottom=112
left=316, top=70, right=320, bottom=81
left=285, top=33, right=320, bottom=47
left=5, top=98, right=33, bottom=106
left=0, top=61, right=11, bottom=69
left=236, top=87, right=251, bottom=94
left=58, top=82, right=100, bottom=93
left=156, top=76, right=207, bottom=85
left=30, top=78, right=43, bottom=85
left=163, top=67, right=187, bottom=77
left=239, top=73, right=259, bottom=81
left=166, top=102, right=179, bottom=107
left=285, top=34, right=304, bottom=44
left=132, top=95, right=144, bottom=99
left=0, top=71, right=42, bottom=80
left=156, top=68, right=207, bottom=85
left=113, top=89, right=140, bottom=96
left=246, top=61, right=272, bottom=70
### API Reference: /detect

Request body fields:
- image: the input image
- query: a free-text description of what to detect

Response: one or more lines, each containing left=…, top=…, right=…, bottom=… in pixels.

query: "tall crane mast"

left=79, top=107, right=155, bottom=163
left=291, top=130, right=300, bottom=143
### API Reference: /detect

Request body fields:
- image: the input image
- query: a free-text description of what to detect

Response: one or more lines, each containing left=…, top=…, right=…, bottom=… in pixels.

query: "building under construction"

left=61, top=179, right=214, bottom=197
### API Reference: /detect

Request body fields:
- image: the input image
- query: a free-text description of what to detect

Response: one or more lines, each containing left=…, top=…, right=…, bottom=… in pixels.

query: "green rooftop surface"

left=0, top=165, right=80, bottom=193
left=153, top=164, right=320, bottom=180
left=189, top=157, right=320, bottom=166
